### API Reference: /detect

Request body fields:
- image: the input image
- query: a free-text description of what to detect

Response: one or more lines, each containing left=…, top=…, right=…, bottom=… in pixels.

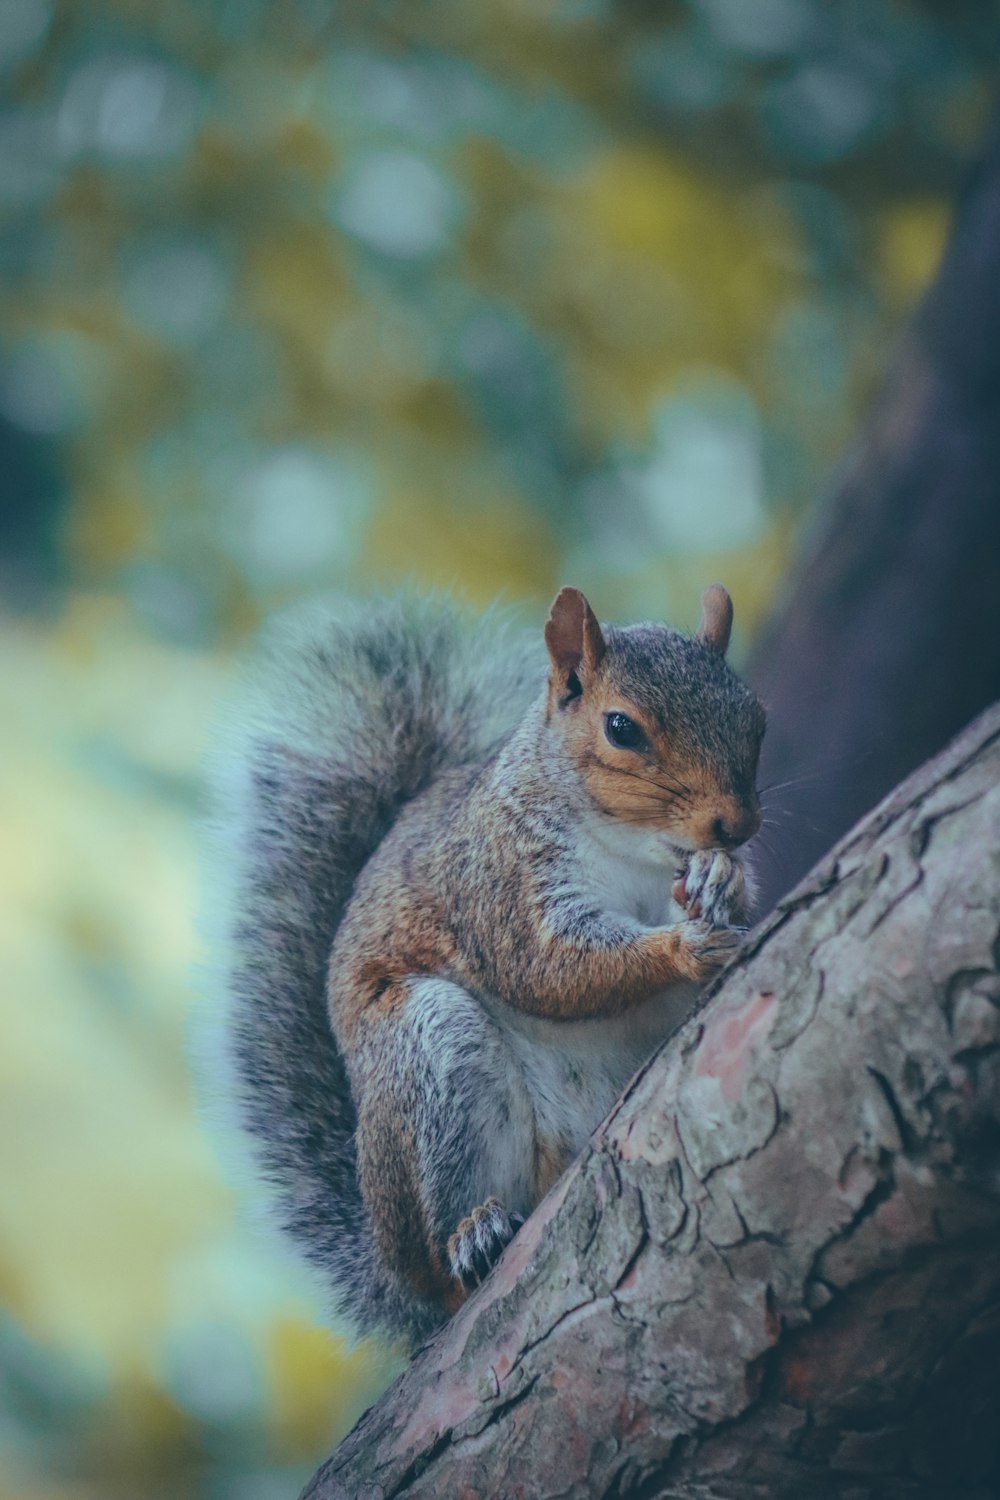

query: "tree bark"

left=303, top=703, right=1000, bottom=1500
left=749, top=116, right=1000, bottom=910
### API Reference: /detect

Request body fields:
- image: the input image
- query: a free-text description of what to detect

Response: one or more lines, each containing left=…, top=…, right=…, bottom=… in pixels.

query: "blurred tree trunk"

left=749, top=116, right=1000, bottom=910
left=303, top=703, right=1000, bottom=1500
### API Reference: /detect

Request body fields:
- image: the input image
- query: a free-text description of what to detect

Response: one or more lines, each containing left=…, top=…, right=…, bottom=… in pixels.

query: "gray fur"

left=608, top=624, right=765, bottom=797
left=209, top=594, right=545, bottom=1343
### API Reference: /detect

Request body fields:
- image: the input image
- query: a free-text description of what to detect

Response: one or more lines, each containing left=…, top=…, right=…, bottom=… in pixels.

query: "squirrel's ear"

left=545, top=586, right=606, bottom=695
left=696, top=583, right=733, bottom=657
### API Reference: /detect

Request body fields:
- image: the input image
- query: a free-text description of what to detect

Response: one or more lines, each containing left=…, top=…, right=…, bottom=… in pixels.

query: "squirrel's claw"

left=676, top=918, right=744, bottom=982
left=677, top=849, right=748, bottom=928
left=448, top=1197, right=522, bottom=1290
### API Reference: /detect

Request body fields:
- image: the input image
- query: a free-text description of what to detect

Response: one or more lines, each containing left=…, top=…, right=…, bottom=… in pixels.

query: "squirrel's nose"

left=712, top=806, right=760, bottom=849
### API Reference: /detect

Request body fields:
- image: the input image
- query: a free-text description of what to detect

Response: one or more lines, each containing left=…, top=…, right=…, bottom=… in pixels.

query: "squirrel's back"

left=208, top=594, right=544, bottom=1341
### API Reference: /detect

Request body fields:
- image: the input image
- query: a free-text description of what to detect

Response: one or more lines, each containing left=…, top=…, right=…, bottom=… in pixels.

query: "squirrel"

left=214, top=583, right=765, bottom=1350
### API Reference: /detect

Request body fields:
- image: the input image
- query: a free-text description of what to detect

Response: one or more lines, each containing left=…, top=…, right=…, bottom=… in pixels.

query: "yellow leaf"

left=878, top=197, right=949, bottom=312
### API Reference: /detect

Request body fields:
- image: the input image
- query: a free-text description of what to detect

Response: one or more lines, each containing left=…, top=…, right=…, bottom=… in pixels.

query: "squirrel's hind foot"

left=448, top=1197, right=524, bottom=1290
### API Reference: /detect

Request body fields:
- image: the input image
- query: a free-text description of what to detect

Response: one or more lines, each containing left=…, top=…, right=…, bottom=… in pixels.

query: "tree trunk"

left=303, top=702, right=1000, bottom=1500
left=750, top=116, right=1000, bottom=910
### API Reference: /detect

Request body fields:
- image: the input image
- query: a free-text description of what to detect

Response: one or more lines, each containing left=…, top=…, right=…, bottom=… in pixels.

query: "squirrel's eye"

left=605, top=712, right=647, bottom=752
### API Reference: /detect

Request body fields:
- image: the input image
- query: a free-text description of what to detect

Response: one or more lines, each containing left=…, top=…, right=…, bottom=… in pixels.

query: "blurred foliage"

left=1, top=0, right=998, bottom=1495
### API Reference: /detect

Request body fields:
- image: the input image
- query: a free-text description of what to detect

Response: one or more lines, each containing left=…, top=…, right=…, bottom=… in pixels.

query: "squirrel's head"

left=544, top=585, right=765, bottom=855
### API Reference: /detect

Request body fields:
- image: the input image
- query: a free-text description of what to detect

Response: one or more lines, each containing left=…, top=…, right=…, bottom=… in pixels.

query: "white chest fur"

left=485, top=814, right=697, bottom=1159
left=489, top=986, right=695, bottom=1162
left=573, top=811, right=689, bottom=927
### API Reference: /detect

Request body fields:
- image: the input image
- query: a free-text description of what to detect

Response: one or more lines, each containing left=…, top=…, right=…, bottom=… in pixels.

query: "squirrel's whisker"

left=758, top=773, right=822, bottom=795
left=605, top=764, right=694, bottom=803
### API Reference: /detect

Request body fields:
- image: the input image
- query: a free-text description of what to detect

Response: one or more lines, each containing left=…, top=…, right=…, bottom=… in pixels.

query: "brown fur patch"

left=332, top=885, right=459, bottom=1040
left=535, top=1134, right=572, bottom=1197
left=523, top=915, right=701, bottom=1018
left=399, top=1241, right=466, bottom=1313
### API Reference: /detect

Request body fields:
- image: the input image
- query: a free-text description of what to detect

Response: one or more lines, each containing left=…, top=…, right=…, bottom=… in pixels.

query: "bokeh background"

left=2, top=2, right=999, bottom=1496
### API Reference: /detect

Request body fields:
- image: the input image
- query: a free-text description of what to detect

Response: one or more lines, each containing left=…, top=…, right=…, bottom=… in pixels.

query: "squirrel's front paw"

left=675, top=918, right=743, bottom=983
left=673, top=850, right=747, bottom=928
left=448, top=1197, right=524, bottom=1290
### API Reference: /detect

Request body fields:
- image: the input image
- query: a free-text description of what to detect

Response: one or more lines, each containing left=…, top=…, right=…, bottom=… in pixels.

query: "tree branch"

left=303, top=703, right=1000, bottom=1499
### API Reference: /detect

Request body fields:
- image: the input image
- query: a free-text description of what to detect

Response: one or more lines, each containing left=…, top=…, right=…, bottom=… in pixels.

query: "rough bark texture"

left=303, top=703, right=1000, bottom=1500
left=750, top=117, right=1000, bottom=909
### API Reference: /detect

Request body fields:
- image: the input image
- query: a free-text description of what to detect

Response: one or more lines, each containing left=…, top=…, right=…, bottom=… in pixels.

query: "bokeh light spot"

left=333, top=150, right=463, bottom=258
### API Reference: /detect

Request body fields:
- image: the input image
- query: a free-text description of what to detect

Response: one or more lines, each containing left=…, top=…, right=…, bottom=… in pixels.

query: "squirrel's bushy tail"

left=208, top=595, right=542, bottom=1342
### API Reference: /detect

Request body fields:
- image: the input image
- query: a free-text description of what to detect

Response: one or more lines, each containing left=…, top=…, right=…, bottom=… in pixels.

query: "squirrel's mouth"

left=657, top=832, right=702, bottom=857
